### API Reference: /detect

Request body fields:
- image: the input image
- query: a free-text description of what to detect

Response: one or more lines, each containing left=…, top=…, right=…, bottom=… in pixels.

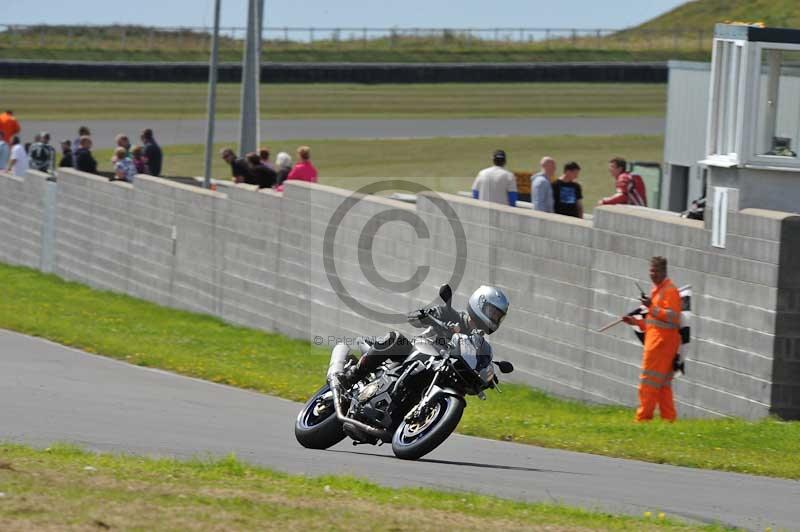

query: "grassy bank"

left=0, top=46, right=712, bottom=64
left=0, top=25, right=710, bottom=64
left=91, top=134, right=664, bottom=209
left=630, top=0, right=800, bottom=34
left=1, top=263, right=798, bottom=480
left=0, top=443, right=724, bottom=531
left=0, top=80, right=666, bottom=120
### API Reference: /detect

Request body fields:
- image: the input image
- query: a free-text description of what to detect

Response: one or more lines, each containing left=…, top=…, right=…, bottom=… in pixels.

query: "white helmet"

left=467, top=285, right=509, bottom=335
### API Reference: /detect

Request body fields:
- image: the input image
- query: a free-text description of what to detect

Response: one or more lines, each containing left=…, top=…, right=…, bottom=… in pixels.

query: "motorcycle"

left=294, top=284, right=514, bottom=460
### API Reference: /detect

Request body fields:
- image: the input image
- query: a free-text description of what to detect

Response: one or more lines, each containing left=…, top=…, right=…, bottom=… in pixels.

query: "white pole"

left=238, top=0, right=262, bottom=156
left=203, top=0, right=222, bottom=189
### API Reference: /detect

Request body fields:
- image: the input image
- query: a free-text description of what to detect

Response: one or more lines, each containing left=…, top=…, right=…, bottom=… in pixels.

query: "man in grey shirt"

left=472, top=149, right=518, bottom=206
left=531, top=156, right=556, bottom=213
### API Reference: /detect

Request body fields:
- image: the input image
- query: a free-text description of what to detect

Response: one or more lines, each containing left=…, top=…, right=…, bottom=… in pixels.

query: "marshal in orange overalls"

left=636, top=278, right=681, bottom=422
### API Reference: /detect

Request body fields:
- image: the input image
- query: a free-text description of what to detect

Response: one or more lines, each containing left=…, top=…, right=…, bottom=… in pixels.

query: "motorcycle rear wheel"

left=295, top=384, right=346, bottom=449
left=391, top=395, right=465, bottom=460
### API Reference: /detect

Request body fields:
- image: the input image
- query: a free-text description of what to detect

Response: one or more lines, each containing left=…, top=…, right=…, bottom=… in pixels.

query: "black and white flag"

left=628, top=285, right=692, bottom=374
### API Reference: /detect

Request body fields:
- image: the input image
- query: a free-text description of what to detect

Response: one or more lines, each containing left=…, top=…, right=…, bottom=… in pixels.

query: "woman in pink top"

left=286, top=145, right=318, bottom=183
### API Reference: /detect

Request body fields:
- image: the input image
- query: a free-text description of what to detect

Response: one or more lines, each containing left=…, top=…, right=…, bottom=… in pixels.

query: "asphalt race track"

left=24, top=117, right=665, bottom=149
left=1, top=329, right=797, bottom=530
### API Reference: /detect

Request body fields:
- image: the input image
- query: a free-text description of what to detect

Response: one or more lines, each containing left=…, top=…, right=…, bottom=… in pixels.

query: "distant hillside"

left=629, top=0, right=800, bottom=33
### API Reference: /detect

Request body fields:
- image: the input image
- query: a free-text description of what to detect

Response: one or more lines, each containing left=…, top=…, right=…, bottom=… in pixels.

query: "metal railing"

left=0, top=24, right=711, bottom=52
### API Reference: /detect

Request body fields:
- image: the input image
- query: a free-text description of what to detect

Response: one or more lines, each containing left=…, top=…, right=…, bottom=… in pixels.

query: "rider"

left=337, top=285, right=510, bottom=387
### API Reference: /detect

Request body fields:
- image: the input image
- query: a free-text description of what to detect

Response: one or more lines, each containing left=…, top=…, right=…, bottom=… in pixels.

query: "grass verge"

left=0, top=443, right=725, bottom=531
left=0, top=80, right=666, bottom=120
left=0, top=40, right=712, bottom=64
left=0, top=263, right=798, bottom=480
left=91, top=134, right=665, bottom=210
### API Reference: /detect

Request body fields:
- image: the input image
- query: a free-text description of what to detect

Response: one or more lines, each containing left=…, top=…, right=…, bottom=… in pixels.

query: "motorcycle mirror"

left=494, top=360, right=514, bottom=374
left=438, top=284, right=453, bottom=306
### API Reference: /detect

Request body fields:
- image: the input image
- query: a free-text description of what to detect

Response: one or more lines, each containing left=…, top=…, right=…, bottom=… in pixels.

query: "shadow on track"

left=328, top=449, right=584, bottom=475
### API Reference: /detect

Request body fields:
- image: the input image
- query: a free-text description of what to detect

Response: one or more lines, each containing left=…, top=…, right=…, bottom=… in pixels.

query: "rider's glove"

left=407, top=308, right=430, bottom=327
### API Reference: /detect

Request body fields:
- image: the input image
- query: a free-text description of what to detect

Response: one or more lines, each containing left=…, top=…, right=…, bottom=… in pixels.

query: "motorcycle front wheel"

left=294, top=384, right=346, bottom=449
left=391, top=394, right=465, bottom=460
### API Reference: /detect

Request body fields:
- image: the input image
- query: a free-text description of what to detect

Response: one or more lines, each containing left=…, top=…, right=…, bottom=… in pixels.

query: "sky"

left=4, top=0, right=688, bottom=31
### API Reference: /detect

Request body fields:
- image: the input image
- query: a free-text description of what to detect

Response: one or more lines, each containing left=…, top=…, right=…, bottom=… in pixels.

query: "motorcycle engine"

left=357, top=379, right=382, bottom=402
left=347, top=374, right=396, bottom=432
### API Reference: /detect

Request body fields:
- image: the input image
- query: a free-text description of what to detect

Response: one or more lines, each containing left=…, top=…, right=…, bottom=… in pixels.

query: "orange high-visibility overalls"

left=636, top=278, right=681, bottom=422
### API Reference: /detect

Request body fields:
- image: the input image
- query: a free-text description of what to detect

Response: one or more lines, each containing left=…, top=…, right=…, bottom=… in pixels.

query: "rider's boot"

left=336, top=351, right=381, bottom=389
left=336, top=366, right=359, bottom=390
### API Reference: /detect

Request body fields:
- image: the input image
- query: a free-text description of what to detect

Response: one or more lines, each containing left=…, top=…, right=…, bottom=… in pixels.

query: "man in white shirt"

left=0, top=132, right=9, bottom=170
left=6, top=136, right=28, bottom=177
left=471, top=149, right=518, bottom=207
left=531, top=156, right=556, bottom=213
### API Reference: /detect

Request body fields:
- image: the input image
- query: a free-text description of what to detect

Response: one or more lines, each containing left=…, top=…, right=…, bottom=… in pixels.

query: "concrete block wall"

left=53, top=168, right=131, bottom=292
left=1, top=168, right=797, bottom=419
left=0, top=169, right=51, bottom=270
left=217, top=184, right=284, bottom=335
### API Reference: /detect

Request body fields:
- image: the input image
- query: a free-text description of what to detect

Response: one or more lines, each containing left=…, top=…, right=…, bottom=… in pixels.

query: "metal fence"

left=0, top=24, right=711, bottom=51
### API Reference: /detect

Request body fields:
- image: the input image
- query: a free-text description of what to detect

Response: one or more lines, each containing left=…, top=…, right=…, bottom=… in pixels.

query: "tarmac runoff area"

left=23, top=117, right=665, bottom=148
left=1, top=329, right=798, bottom=530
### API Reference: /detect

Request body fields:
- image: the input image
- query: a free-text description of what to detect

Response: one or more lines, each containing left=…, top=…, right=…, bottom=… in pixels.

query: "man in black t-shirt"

left=220, top=147, right=252, bottom=183
left=552, top=161, right=584, bottom=219
left=74, top=136, right=98, bottom=175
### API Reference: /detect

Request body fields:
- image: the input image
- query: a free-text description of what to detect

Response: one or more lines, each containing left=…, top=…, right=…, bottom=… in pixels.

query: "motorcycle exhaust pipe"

left=327, top=343, right=350, bottom=381
left=326, top=344, right=386, bottom=439
left=330, top=382, right=386, bottom=438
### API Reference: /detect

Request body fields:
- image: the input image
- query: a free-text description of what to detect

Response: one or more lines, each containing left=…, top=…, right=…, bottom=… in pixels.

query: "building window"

left=754, top=48, right=800, bottom=160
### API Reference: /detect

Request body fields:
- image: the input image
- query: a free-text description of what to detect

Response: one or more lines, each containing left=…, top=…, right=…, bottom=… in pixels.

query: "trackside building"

left=663, top=24, right=800, bottom=214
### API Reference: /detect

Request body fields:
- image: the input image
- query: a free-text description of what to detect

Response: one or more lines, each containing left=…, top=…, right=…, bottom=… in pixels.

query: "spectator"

left=0, top=132, right=9, bottom=170
left=6, top=136, right=28, bottom=177
left=140, top=128, right=162, bottom=176
left=598, top=157, right=647, bottom=206
left=220, top=147, right=251, bottom=183
left=531, top=155, right=556, bottom=213
left=287, top=145, right=318, bottom=183
left=552, top=161, right=584, bottom=219
left=471, top=149, right=517, bottom=207
left=0, top=110, right=21, bottom=143
left=74, top=136, right=98, bottom=175
left=259, top=147, right=275, bottom=170
left=28, top=132, right=56, bottom=173
left=246, top=152, right=277, bottom=189
left=275, top=151, right=292, bottom=186
left=113, top=147, right=136, bottom=182
left=59, top=139, right=73, bottom=168
left=112, top=134, right=131, bottom=163
left=73, top=126, right=91, bottom=155
left=130, top=145, right=149, bottom=175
